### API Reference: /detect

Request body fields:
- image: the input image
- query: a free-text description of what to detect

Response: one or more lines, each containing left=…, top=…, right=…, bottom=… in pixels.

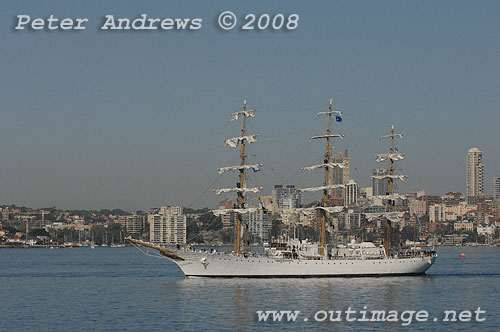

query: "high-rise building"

left=243, top=209, right=270, bottom=242
left=148, top=206, right=186, bottom=245
left=372, top=169, right=389, bottom=196
left=328, top=149, right=350, bottom=198
left=344, top=180, right=358, bottom=207
left=466, top=147, right=484, bottom=203
left=117, top=215, right=145, bottom=235
left=408, top=198, right=427, bottom=217
left=272, top=185, right=301, bottom=210
left=494, top=177, right=500, bottom=199
left=219, top=200, right=236, bottom=229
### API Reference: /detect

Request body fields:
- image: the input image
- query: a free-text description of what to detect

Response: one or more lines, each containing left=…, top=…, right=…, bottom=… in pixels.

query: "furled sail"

left=298, top=184, right=345, bottom=193
left=230, top=109, right=256, bottom=121
left=380, top=133, right=403, bottom=139
left=370, top=194, right=407, bottom=200
left=364, top=212, right=404, bottom=223
left=371, top=174, right=408, bottom=180
left=214, top=187, right=262, bottom=195
left=375, top=153, right=405, bottom=162
left=309, top=134, right=344, bottom=141
left=301, top=163, right=345, bottom=171
left=287, top=206, right=344, bottom=216
left=315, top=110, right=342, bottom=117
left=217, top=164, right=263, bottom=174
left=212, top=208, right=258, bottom=216
left=224, top=134, right=258, bottom=148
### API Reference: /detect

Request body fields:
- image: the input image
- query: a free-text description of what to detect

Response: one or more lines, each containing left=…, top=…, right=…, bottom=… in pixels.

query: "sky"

left=1, top=0, right=499, bottom=210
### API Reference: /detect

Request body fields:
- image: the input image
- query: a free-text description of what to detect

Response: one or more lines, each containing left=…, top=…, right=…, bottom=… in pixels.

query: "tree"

left=200, top=213, right=222, bottom=231
left=220, top=229, right=234, bottom=244
left=400, top=226, right=415, bottom=243
left=271, top=220, right=283, bottom=240
left=90, top=225, right=106, bottom=245
left=186, top=218, right=200, bottom=243
left=111, top=209, right=129, bottom=216
left=29, top=229, right=49, bottom=237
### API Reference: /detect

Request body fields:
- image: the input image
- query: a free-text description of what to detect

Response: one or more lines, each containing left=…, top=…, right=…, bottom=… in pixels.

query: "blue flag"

left=335, top=115, right=342, bottom=122
left=252, top=168, right=260, bottom=173
left=395, top=146, right=399, bottom=153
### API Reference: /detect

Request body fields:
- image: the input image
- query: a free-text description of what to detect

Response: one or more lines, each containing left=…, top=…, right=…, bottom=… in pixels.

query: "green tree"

left=200, top=213, right=222, bottom=231
left=29, top=229, right=49, bottom=237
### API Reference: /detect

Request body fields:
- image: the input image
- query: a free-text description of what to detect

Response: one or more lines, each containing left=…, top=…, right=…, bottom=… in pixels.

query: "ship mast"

left=299, top=99, right=344, bottom=257
left=213, top=100, right=262, bottom=254
left=235, top=100, right=247, bottom=254
left=320, top=99, right=334, bottom=256
left=378, top=124, right=405, bottom=256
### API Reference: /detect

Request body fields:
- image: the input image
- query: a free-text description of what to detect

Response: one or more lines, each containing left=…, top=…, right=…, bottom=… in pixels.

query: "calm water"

left=1, top=246, right=499, bottom=332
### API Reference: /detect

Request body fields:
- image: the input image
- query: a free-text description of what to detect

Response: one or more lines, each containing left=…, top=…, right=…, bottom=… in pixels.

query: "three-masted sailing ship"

left=128, top=99, right=437, bottom=277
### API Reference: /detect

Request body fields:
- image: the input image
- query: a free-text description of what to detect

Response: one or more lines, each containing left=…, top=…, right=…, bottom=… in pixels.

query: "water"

left=1, top=246, right=499, bottom=332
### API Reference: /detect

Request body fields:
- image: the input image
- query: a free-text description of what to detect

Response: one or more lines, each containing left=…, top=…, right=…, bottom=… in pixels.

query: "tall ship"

left=128, top=99, right=437, bottom=277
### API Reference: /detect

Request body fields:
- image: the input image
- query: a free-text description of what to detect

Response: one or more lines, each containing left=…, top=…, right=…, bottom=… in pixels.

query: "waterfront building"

left=408, top=198, right=427, bottom=217
left=453, top=220, right=474, bottom=232
left=258, top=195, right=280, bottom=214
left=328, top=149, right=350, bottom=198
left=494, top=177, right=500, bottom=199
left=219, top=200, right=236, bottom=229
left=160, top=205, right=183, bottom=215
left=242, top=208, right=270, bottom=242
left=272, top=185, right=301, bottom=210
left=280, top=210, right=298, bottom=226
left=477, top=223, right=496, bottom=236
left=360, top=187, right=373, bottom=198
left=372, top=169, right=389, bottom=196
left=466, top=147, right=484, bottom=203
left=429, top=203, right=469, bottom=222
left=344, top=180, right=359, bottom=207
left=441, top=192, right=465, bottom=205
left=148, top=206, right=186, bottom=245
left=117, top=215, right=145, bottom=235
left=337, top=210, right=361, bottom=230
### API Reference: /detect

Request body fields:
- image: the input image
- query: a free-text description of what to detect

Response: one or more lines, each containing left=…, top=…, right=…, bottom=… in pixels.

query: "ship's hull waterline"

left=171, top=251, right=437, bottom=278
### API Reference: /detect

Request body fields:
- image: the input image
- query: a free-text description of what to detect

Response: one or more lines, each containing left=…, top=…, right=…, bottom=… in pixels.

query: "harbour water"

left=1, top=246, right=498, bottom=331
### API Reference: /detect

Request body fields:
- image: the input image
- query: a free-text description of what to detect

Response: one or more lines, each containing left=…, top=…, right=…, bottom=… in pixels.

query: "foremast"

left=213, top=100, right=262, bottom=254
left=374, top=125, right=407, bottom=255
left=301, top=99, right=344, bottom=256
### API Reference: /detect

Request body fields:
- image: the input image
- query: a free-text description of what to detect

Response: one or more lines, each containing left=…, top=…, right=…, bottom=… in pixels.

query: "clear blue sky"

left=1, top=0, right=499, bottom=210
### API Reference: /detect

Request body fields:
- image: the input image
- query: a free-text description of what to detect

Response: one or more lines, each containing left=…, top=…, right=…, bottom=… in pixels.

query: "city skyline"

left=1, top=0, right=499, bottom=210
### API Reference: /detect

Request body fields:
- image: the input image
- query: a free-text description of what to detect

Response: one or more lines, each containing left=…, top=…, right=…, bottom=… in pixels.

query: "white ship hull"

left=171, top=251, right=436, bottom=278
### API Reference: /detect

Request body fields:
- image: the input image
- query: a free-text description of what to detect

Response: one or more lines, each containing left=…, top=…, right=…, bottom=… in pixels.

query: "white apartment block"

left=494, top=177, right=500, bottom=199
left=454, top=221, right=474, bottom=232
left=408, top=198, right=427, bottom=217
left=117, top=215, right=145, bottom=235
left=466, top=147, right=484, bottom=201
left=344, top=180, right=359, bottom=207
left=149, top=206, right=186, bottom=245
left=477, top=224, right=496, bottom=236
left=243, top=209, right=270, bottom=242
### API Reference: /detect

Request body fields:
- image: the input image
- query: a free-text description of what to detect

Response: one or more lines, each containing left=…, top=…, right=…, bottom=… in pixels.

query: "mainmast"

left=300, top=99, right=345, bottom=257
left=213, top=100, right=262, bottom=254
left=375, top=124, right=406, bottom=255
